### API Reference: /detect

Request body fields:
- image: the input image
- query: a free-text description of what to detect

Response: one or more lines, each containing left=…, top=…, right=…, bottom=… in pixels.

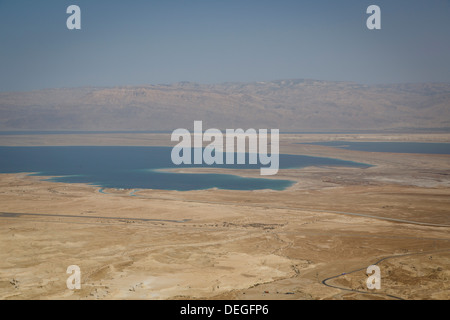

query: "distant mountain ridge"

left=0, top=79, right=449, bottom=132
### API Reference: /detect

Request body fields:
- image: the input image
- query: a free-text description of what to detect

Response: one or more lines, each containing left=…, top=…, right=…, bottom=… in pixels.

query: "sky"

left=0, top=0, right=449, bottom=91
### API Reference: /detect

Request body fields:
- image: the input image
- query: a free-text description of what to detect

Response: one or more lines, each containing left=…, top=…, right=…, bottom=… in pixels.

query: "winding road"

left=321, top=248, right=450, bottom=300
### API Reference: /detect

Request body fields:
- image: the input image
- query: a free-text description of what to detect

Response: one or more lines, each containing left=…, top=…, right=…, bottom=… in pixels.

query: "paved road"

left=97, top=188, right=450, bottom=228
left=0, top=211, right=190, bottom=223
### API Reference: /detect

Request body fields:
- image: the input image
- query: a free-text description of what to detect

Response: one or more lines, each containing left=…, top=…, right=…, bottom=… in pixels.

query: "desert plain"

left=0, top=132, right=449, bottom=300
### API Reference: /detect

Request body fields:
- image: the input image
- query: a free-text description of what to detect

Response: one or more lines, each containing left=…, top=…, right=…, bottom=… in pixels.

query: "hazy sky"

left=0, top=0, right=449, bottom=91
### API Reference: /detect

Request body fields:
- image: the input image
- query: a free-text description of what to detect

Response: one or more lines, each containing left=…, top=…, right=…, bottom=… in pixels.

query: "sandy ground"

left=0, top=133, right=449, bottom=300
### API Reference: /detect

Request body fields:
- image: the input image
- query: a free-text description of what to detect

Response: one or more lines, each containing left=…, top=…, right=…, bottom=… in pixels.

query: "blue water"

left=0, top=130, right=170, bottom=135
left=300, top=141, right=450, bottom=155
left=0, top=146, right=370, bottom=191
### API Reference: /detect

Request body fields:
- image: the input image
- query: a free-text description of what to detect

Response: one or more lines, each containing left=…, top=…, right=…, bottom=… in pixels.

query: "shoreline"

left=1, top=132, right=450, bottom=147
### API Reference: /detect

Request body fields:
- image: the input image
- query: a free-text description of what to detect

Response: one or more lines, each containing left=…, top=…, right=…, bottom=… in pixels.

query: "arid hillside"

left=1, top=79, right=449, bottom=132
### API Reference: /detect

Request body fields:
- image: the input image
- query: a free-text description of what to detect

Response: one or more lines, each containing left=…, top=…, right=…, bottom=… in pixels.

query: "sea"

left=0, top=146, right=370, bottom=191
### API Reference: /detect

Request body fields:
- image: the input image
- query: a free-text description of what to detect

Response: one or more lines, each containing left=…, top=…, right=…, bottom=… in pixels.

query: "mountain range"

left=1, top=79, right=449, bottom=132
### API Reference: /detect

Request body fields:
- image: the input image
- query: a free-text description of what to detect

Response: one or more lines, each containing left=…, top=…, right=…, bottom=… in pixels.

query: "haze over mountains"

left=0, top=79, right=449, bottom=132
